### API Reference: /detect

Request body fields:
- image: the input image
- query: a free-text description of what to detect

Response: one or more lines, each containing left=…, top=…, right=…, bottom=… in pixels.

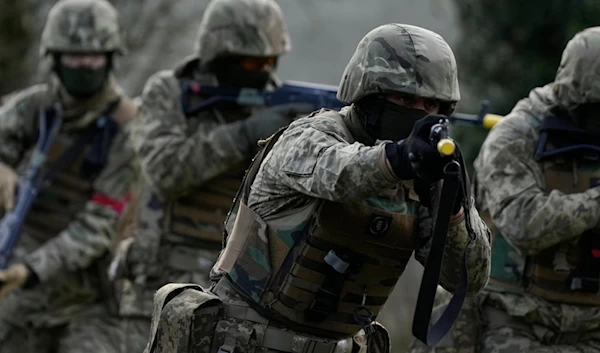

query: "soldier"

left=106, top=0, right=311, bottom=350
left=0, top=0, right=138, bottom=352
left=143, top=23, right=492, bottom=353
left=410, top=26, right=600, bottom=353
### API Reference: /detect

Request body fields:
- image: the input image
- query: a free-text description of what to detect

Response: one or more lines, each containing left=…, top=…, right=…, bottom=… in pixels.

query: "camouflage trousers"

left=407, top=297, right=600, bottom=353
left=146, top=278, right=391, bottom=353
left=0, top=302, right=150, bottom=353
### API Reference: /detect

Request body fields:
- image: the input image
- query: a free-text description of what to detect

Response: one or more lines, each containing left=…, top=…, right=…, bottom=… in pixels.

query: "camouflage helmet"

left=40, top=0, right=125, bottom=56
left=195, top=0, right=291, bottom=67
left=553, top=26, right=600, bottom=110
left=338, top=24, right=460, bottom=111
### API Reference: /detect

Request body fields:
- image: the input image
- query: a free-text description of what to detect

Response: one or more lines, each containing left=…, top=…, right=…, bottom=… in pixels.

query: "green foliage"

left=452, top=0, right=600, bottom=115
left=0, top=1, right=32, bottom=97
left=449, top=0, right=600, bottom=174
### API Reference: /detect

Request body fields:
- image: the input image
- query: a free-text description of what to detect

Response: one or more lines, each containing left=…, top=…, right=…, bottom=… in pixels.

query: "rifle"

left=181, top=80, right=343, bottom=117
left=0, top=105, right=62, bottom=269
left=182, top=80, right=504, bottom=130
left=450, top=100, right=503, bottom=130
left=412, top=117, right=472, bottom=346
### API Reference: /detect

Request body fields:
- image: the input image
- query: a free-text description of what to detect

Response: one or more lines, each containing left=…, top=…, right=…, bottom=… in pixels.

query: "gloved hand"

left=385, top=114, right=456, bottom=182
left=414, top=178, right=464, bottom=215
left=242, top=103, right=315, bottom=147
left=0, top=163, right=18, bottom=211
left=0, top=264, right=36, bottom=300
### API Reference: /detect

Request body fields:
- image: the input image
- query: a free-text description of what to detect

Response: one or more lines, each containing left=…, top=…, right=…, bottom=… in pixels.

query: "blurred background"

left=1, top=0, right=599, bottom=351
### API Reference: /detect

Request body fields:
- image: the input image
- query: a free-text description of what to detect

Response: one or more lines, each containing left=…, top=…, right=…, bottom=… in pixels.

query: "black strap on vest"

left=412, top=120, right=473, bottom=346
left=535, top=114, right=600, bottom=162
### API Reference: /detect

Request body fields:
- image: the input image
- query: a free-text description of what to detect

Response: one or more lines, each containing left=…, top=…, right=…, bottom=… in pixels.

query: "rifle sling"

left=412, top=161, right=470, bottom=346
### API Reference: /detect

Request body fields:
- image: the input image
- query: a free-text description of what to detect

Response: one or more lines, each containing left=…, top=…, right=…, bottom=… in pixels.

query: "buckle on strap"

left=218, top=336, right=237, bottom=353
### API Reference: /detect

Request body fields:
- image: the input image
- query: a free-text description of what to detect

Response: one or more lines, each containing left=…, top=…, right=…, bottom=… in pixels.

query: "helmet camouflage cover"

left=553, top=26, right=600, bottom=110
left=338, top=24, right=460, bottom=107
left=40, top=0, right=124, bottom=56
left=195, top=0, right=291, bottom=67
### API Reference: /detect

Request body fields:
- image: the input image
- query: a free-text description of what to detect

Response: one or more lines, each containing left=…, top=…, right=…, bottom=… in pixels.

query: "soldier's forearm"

left=23, top=202, right=117, bottom=282
left=439, top=206, right=491, bottom=295
left=133, top=121, right=249, bottom=197
left=492, top=187, right=600, bottom=254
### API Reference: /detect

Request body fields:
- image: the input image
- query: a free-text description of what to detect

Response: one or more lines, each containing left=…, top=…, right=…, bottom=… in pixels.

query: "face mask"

left=214, top=68, right=271, bottom=90
left=209, top=56, right=273, bottom=90
left=356, top=96, right=429, bottom=141
left=56, top=65, right=108, bottom=99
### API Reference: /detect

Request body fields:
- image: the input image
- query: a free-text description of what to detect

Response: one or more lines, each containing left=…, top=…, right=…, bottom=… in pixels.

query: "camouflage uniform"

left=408, top=27, right=600, bottom=353
left=107, top=0, right=294, bottom=348
left=0, top=1, right=139, bottom=352
left=144, top=24, right=491, bottom=353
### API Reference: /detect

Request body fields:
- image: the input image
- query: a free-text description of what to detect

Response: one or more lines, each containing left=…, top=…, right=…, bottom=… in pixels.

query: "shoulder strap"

left=222, top=127, right=288, bottom=246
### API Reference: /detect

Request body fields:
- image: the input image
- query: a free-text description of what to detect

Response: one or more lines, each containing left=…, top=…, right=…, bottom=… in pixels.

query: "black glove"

left=242, top=103, right=315, bottom=147
left=385, top=114, right=454, bottom=182
left=414, top=178, right=464, bottom=215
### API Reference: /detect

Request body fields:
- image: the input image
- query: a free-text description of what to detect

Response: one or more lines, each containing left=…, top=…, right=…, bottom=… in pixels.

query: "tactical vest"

left=489, top=120, right=600, bottom=305
left=22, top=103, right=120, bottom=243
left=164, top=162, right=247, bottom=247
left=215, top=124, right=421, bottom=339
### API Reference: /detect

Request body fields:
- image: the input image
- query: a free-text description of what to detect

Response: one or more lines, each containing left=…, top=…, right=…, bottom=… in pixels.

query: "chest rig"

left=215, top=125, right=421, bottom=339
left=490, top=114, right=600, bottom=305
left=22, top=101, right=120, bottom=243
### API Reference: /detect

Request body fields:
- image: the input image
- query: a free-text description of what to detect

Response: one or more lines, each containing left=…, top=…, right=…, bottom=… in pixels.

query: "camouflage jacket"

left=474, top=84, right=600, bottom=332
left=474, top=27, right=600, bottom=332
left=247, top=106, right=492, bottom=295
left=115, top=64, right=261, bottom=317
left=0, top=79, right=136, bottom=323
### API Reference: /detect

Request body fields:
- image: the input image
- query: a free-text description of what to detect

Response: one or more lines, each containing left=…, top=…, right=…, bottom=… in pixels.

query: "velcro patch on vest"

left=367, top=214, right=392, bottom=237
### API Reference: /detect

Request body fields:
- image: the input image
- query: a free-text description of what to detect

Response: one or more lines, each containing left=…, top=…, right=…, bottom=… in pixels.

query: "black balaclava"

left=54, top=53, right=111, bottom=99
left=208, top=56, right=275, bottom=90
left=355, top=94, right=430, bottom=142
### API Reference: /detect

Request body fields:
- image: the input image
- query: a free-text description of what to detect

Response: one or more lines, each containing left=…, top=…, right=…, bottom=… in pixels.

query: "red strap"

left=91, top=192, right=132, bottom=214
left=591, top=249, right=600, bottom=259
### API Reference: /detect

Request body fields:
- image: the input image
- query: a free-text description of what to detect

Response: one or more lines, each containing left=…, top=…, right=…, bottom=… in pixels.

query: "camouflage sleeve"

left=23, top=131, right=136, bottom=282
left=414, top=203, right=492, bottom=295
left=474, top=116, right=600, bottom=254
left=259, top=116, right=399, bottom=202
left=131, top=71, right=250, bottom=198
left=0, top=85, right=46, bottom=166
